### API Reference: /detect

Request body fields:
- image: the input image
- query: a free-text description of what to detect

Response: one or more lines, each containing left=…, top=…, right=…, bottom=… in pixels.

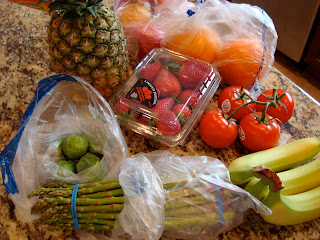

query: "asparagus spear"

left=167, top=184, right=219, bottom=198
left=165, top=202, right=219, bottom=217
left=28, top=188, right=64, bottom=198
left=78, top=188, right=124, bottom=198
left=41, top=212, right=120, bottom=222
left=50, top=223, right=114, bottom=231
left=39, top=204, right=124, bottom=216
left=164, top=210, right=235, bottom=230
left=44, top=179, right=119, bottom=189
left=28, top=182, right=121, bottom=198
left=165, top=195, right=212, bottom=210
left=77, top=182, right=121, bottom=194
left=38, top=196, right=124, bottom=207
left=31, top=196, right=124, bottom=214
left=70, top=203, right=124, bottom=213
left=162, top=180, right=187, bottom=189
left=38, top=218, right=115, bottom=226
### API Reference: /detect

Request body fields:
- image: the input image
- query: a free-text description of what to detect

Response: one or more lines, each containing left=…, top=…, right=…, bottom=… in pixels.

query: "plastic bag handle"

left=0, top=74, right=77, bottom=194
left=253, top=8, right=268, bottom=93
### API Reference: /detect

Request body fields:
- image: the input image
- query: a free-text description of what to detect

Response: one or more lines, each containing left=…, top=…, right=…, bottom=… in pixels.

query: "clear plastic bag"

left=115, top=150, right=271, bottom=240
left=0, top=74, right=128, bottom=222
left=115, top=0, right=277, bottom=91
left=160, top=0, right=278, bottom=91
left=113, top=154, right=165, bottom=240
left=113, top=0, right=153, bottom=61
left=113, top=0, right=196, bottom=61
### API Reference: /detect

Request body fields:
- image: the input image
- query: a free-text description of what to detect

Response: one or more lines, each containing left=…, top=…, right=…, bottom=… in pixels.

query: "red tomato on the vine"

left=256, top=89, right=294, bottom=124
left=238, top=112, right=281, bottom=152
left=218, top=86, right=255, bottom=121
left=199, top=109, right=238, bottom=148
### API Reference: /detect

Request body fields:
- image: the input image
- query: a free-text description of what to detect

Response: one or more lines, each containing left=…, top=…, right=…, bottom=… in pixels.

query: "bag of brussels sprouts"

left=0, top=74, right=129, bottom=222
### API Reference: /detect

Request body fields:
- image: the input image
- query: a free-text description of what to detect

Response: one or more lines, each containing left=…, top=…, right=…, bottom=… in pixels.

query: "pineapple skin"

left=48, top=5, right=130, bottom=100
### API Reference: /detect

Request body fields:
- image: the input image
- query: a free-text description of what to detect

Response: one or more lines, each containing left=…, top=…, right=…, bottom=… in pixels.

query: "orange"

left=216, top=37, right=269, bottom=89
left=117, top=2, right=152, bottom=27
left=164, top=26, right=220, bottom=64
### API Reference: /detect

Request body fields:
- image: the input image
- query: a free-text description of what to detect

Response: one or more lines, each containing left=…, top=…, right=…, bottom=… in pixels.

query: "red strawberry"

left=152, top=97, right=174, bottom=117
left=172, top=104, right=191, bottom=126
left=154, top=69, right=181, bottom=98
left=172, top=104, right=191, bottom=118
left=114, top=98, right=139, bottom=118
left=178, top=60, right=211, bottom=89
left=140, top=62, right=162, bottom=82
left=138, top=114, right=157, bottom=127
left=115, top=98, right=130, bottom=114
left=156, top=110, right=182, bottom=136
left=179, top=89, right=201, bottom=108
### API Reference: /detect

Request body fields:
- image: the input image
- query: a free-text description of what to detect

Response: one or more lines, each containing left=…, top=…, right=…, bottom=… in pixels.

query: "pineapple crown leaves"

left=38, top=0, right=103, bottom=18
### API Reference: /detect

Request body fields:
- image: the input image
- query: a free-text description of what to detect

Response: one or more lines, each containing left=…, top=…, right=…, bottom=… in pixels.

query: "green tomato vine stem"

left=225, top=89, right=278, bottom=124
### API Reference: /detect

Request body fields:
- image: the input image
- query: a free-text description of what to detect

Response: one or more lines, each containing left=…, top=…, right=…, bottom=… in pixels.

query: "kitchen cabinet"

left=232, top=0, right=320, bottom=63
left=304, top=15, right=320, bottom=79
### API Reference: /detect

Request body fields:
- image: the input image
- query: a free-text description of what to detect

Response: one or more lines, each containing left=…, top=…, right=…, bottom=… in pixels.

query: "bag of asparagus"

left=27, top=151, right=271, bottom=240
left=0, top=74, right=128, bottom=222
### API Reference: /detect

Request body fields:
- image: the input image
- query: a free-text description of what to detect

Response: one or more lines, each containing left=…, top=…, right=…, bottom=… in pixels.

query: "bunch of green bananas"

left=227, top=137, right=320, bottom=225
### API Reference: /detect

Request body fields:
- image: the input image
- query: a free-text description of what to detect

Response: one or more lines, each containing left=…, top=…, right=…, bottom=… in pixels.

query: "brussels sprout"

left=57, top=138, right=65, bottom=155
left=88, top=139, right=103, bottom=158
left=80, top=162, right=106, bottom=182
left=76, top=152, right=101, bottom=173
left=57, top=160, right=77, bottom=174
left=62, top=135, right=89, bottom=159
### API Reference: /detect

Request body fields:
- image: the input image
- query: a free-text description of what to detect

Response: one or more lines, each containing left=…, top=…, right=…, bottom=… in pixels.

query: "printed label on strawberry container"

left=125, top=78, right=159, bottom=108
left=239, top=126, right=245, bottom=141
left=221, top=99, right=231, bottom=113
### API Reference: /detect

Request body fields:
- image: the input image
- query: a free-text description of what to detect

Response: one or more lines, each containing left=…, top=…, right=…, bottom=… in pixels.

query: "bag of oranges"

left=159, top=0, right=277, bottom=91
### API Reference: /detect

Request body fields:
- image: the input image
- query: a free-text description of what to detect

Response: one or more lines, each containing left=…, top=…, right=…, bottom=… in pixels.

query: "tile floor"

left=273, top=51, right=320, bottom=103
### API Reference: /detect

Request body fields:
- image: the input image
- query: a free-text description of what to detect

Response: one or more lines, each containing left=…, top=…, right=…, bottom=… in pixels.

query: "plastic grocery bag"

left=114, top=151, right=271, bottom=240
left=113, top=155, right=165, bottom=240
left=115, top=0, right=277, bottom=91
left=159, top=0, right=278, bottom=91
left=0, top=74, right=128, bottom=222
left=113, top=0, right=197, bottom=60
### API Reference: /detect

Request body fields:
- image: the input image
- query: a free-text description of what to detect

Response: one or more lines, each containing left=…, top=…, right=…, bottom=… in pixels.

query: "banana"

left=245, top=157, right=320, bottom=200
left=261, top=186, right=320, bottom=225
left=229, top=137, right=320, bottom=225
left=248, top=159, right=320, bottom=225
left=278, top=157, right=320, bottom=196
left=244, top=177, right=269, bottom=201
left=228, top=137, right=320, bottom=185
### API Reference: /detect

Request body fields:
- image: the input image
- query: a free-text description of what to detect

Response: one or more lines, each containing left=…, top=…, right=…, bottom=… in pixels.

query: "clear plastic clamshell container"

left=110, top=48, right=221, bottom=146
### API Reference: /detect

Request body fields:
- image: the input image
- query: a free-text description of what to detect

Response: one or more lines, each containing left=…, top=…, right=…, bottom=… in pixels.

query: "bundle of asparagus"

left=28, top=179, right=236, bottom=234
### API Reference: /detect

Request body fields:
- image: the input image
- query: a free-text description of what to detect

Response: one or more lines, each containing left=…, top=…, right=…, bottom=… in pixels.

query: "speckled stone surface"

left=0, top=1, right=320, bottom=240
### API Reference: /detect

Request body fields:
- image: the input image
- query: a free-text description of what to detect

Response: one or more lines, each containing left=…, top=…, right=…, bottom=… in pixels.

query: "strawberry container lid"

left=110, top=48, right=221, bottom=147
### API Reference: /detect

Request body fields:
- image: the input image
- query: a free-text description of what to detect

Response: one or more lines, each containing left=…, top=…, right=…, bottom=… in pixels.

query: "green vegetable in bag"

left=57, top=160, right=77, bottom=174
left=62, top=135, right=89, bottom=159
left=76, top=152, right=101, bottom=173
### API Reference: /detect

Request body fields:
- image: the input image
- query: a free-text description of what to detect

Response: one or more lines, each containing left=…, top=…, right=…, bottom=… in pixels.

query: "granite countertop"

left=1, top=1, right=320, bottom=240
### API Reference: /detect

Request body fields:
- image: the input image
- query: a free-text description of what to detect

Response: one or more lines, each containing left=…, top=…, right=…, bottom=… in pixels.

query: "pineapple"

left=41, top=0, right=130, bottom=100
